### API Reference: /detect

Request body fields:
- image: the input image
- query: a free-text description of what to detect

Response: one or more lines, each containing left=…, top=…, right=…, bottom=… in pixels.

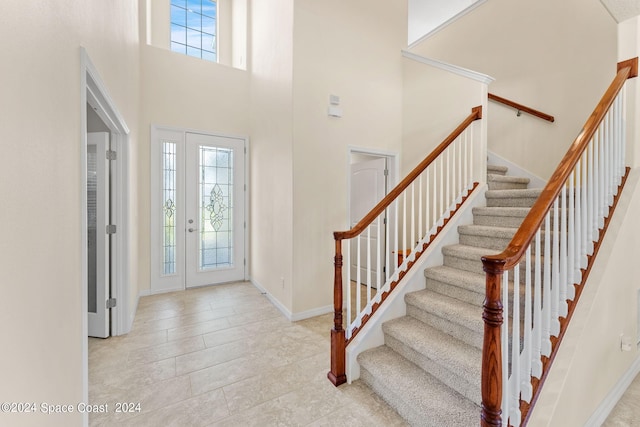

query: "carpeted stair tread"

left=473, top=207, right=530, bottom=227
left=485, top=188, right=543, bottom=207
left=358, top=345, right=479, bottom=426
left=487, top=164, right=508, bottom=175
left=405, top=289, right=483, bottom=338
left=383, top=316, right=482, bottom=403
left=487, top=174, right=530, bottom=190
left=424, top=265, right=484, bottom=295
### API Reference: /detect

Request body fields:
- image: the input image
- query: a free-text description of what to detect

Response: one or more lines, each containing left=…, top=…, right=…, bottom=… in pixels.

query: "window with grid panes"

left=170, top=0, right=217, bottom=62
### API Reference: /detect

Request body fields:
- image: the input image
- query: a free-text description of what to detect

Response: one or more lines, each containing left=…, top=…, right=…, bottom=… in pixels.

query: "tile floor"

left=89, top=281, right=407, bottom=426
left=603, top=371, right=640, bottom=426
left=90, top=280, right=639, bottom=426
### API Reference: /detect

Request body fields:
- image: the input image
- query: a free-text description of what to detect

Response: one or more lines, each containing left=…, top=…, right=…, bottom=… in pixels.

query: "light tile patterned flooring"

left=89, top=281, right=407, bottom=426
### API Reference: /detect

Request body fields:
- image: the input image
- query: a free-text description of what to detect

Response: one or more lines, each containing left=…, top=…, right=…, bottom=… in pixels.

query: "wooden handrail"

left=334, top=105, right=482, bottom=241
left=328, top=105, right=483, bottom=388
left=483, top=58, right=637, bottom=271
left=488, top=93, right=555, bottom=123
left=479, top=57, right=638, bottom=427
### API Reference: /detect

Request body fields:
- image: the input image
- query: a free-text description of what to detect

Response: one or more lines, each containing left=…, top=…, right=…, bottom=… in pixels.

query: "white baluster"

left=385, top=206, right=390, bottom=282
left=567, top=172, right=576, bottom=299
left=367, top=226, right=371, bottom=308
left=581, top=150, right=589, bottom=266
left=532, top=229, right=543, bottom=376
left=411, top=183, right=415, bottom=253
left=543, top=213, right=552, bottom=355
left=346, top=238, right=351, bottom=338
left=418, top=175, right=423, bottom=243
left=598, top=125, right=606, bottom=227
left=394, top=199, right=399, bottom=274
left=377, top=217, right=381, bottom=291
left=356, top=234, right=361, bottom=321
left=559, top=186, right=568, bottom=316
left=511, top=265, right=522, bottom=423
left=426, top=169, right=430, bottom=240
left=403, top=192, right=407, bottom=264
left=522, top=246, right=533, bottom=402
left=458, top=136, right=463, bottom=202
left=439, top=156, right=444, bottom=226
left=502, top=269, right=510, bottom=427
left=446, top=146, right=451, bottom=212
left=587, top=139, right=594, bottom=254
left=551, top=198, right=560, bottom=336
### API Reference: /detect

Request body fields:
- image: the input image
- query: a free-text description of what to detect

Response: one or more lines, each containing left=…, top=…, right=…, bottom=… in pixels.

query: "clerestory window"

left=170, top=0, right=218, bottom=62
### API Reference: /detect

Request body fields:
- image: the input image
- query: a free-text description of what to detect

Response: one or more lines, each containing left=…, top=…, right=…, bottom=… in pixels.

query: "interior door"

left=87, top=132, right=110, bottom=338
left=350, top=157, right=387, bottom=287
left=185, top=133, right=245, bottom=287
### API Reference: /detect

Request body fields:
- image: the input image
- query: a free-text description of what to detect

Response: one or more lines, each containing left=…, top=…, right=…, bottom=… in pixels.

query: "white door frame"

left=150, top=125, right=249, bottom=293
left=80, top=47, right=131, bottom=425
left=347, top=147, right=398, bottom=282
left=347, top=146, right=398, bottom=222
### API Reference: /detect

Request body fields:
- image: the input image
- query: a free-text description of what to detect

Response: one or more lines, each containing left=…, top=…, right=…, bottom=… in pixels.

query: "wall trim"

left=401, top=50, right=495, bottom=85
left=250, top=278, right=292, bottom=320
left=585, top=354, right=640, bottom=426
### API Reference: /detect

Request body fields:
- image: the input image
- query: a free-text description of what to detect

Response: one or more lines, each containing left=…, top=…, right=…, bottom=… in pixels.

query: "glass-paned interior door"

left=185, top=133, right=245, bottom=287
left=87, top=132, right=110, bottom=338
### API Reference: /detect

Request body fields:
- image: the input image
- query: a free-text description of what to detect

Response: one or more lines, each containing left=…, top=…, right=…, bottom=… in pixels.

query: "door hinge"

left=106, top=298, right=117, bottom=309
left=384, top=169, right=389, bottom=176
left=106, top=150, right=117, bottom=160
left=106, top=224, right=117, bottom=234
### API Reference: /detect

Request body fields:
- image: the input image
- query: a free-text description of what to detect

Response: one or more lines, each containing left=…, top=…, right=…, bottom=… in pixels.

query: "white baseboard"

left=585, top=354, right=640, bottom=426
left=250, top=278, right=293, bottom=320
left=249, top=278, right=333, bottom=322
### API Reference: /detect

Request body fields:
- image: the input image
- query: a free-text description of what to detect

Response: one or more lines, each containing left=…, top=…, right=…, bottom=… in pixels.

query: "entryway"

left=151, top=128, right=247, bottom=292
left=348, top=149, right=397, bottom=287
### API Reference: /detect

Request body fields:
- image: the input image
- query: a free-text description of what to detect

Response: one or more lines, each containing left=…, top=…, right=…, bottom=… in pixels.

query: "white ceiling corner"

left=601, top=0, right=640, bottom=23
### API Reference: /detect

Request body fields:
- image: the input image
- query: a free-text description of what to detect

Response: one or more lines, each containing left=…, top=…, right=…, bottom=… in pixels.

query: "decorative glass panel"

left=87, top=145, right=98, bottom=313
left=170, top=0, right=217, bottom=62
left=198, top=145, right=233, bottom=270
left=162, top=141, right=177, bottom=275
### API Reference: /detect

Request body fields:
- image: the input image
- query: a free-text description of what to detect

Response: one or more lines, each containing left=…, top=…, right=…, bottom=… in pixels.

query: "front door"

left=185, top=133, right=246, bottom=287
left=151, top=129, right=246, bottom=292
left=87, top=132, right=110, bottom=338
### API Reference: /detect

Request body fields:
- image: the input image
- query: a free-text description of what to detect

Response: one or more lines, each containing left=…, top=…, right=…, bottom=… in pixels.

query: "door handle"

left=188, top=228, right=197, bottom=233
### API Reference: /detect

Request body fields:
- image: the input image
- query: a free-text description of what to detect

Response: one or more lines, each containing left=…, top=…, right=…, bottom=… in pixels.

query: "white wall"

left=290, top=0, right=407, bottom=316
left=0, top=1, right=140, bottom=426
left=249, top=0, right=296, bottom=312
left=528, top=168, right=640, bottom=426
left=410, top=0, right=617, bottom=180
left=402, top=56, right=488, bottom=175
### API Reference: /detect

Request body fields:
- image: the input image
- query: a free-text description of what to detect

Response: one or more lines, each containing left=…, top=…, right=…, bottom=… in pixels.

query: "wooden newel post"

left=328, top=237, right=347, bottom=386
left=481, top=257, right=505, bottom=427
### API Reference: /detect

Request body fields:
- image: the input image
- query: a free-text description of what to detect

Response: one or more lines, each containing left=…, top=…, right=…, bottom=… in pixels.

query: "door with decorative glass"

left=151, top=128, right=246, bottom=291
left=87, top=132, right=110, bottom=337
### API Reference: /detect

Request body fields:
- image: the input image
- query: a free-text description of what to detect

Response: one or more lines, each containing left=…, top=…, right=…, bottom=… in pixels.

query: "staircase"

left=357, top=165, right=543, bottom=426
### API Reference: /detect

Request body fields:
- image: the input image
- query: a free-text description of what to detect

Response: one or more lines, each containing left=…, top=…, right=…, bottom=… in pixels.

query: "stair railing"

left=480, top=58, right=638, bottom=427
left=488, top=93, right=555, bottom=123
left=329, top=106, right=483, bottom=386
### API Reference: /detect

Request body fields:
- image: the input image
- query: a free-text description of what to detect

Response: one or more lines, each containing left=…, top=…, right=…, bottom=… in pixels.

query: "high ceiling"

left=601, top=0, right=640, bottom=23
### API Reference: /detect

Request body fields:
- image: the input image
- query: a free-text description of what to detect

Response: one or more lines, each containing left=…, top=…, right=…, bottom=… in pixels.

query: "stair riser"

left=384, top=334, right=481, bottom=405
left=406, top=304, right=483, bottom=350
left=443, top=253, right=537, bottom=283
left=487, top=181, right=529, bottom=191
left=473, top=215, right=526, bottom=228
left=425, top=277, right=484, bottom=307
left=486, top=197, right=538, bottom=208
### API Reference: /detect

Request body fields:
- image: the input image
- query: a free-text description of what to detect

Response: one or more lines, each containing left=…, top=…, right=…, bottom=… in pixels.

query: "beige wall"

left=402, top=57, right=487, bottom=175
left=290, top=0, right=407, bottom=315
left=249, top=0, right=295, bottom=311
left=528, top=168, right=640, bottom=426
left=410, top=0, right=617, bottom=180
left=138, top=45, right=251, bottom=294
left=0, top=1, right=140, bottom=426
